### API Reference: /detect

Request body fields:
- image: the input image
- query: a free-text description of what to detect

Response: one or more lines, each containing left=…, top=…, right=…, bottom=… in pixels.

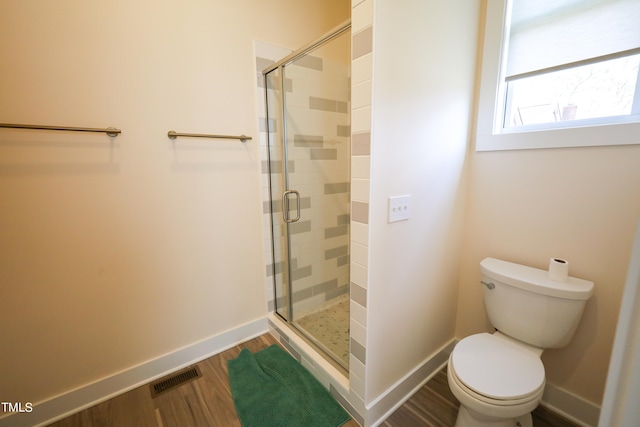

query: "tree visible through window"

left=502, top=0, right=640, bottom=130
left=505, top=54, right=640, bottom=127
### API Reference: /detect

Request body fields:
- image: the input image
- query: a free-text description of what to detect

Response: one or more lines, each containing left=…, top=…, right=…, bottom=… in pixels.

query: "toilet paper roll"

left=548, top=258, right=569, bottom=282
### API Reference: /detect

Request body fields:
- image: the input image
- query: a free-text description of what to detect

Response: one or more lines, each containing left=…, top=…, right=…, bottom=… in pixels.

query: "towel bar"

left=167, top=131, right=251, bottom=142
left=0, top=123, right=121, bottom=137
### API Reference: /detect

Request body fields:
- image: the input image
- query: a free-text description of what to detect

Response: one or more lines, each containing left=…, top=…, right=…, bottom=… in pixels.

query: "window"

left=476, top=0, right=640, bottom=151
left=506, top=54, right=640, bottom=129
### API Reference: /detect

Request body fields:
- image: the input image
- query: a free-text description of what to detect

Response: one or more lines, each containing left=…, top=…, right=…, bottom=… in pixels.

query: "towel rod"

left=167, top=131, right=251, bottom=142
left=0, top=123, right=121, bottom=137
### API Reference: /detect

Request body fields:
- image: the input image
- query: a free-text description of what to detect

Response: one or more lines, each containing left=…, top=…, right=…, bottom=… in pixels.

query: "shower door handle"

left=282, top=190, right=301, bottom=223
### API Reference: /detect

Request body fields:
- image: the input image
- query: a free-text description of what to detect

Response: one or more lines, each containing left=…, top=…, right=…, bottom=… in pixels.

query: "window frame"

left=475, top=0, right=640, bottom=152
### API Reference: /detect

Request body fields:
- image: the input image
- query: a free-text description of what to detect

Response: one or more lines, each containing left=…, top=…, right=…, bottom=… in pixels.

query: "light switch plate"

left=388, top=195, right=411, bottom=222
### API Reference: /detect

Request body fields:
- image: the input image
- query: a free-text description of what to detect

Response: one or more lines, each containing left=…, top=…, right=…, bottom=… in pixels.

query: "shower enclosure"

left=263, top=22, right=351, bottom=369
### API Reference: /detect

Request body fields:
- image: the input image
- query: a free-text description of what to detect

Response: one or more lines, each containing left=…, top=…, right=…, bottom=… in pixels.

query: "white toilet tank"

left=480, top=257, right=594, bottom=349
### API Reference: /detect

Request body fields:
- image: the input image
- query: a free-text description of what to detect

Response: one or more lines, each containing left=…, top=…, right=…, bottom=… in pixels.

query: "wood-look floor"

left=381, top=369, right=579, bottom=427
left=48, top=333, right=579, bottom=427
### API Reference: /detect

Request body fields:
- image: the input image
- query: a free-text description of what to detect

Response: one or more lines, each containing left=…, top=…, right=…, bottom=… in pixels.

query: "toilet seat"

left=450, top=333, right=545, bottom=403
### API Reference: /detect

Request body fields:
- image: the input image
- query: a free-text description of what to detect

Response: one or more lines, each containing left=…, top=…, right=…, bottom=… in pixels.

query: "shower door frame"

left=268, top=62, right=296, bottom=323
left=263, top=21, right=351, bottom=369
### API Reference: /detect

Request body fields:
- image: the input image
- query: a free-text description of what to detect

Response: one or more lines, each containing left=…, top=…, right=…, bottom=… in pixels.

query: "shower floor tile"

left=296, top=294, right=350, bottom=368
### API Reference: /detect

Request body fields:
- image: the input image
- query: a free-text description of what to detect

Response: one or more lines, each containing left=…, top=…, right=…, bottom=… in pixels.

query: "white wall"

left=0, top=0, right=349, bottom=406
left=365, top=0, right=480, bottom=403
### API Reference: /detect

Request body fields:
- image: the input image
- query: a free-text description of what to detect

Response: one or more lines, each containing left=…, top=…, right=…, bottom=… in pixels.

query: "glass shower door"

left=265, top=28, right=351, bottom=368
left=265, top=65, right=291, bottom=322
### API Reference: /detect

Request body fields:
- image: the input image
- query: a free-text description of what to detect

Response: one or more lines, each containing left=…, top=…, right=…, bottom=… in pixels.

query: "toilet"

left=448, top=257, right=594, bottom=427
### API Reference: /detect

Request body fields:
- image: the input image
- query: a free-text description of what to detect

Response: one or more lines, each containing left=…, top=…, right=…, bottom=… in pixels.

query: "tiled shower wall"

left=255, top=40, right=351, bottom=317
left=280, top=55, right=351, bottom=317
left=349, top=0, right=373, bottom=418
left=254, top=1, right=373, bottom=419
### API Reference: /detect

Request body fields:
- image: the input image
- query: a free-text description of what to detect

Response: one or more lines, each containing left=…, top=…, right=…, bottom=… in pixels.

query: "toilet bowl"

left=448, top=258, right=594, bottom=427
left=447, top=333, right=545, bottom=427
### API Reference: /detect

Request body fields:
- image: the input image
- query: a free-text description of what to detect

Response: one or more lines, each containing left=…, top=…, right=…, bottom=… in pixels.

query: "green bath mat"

left=227, top=344, right=351, bottom=427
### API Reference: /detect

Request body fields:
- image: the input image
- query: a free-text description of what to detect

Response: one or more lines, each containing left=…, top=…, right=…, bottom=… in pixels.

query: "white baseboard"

left=1, top=319, right=599, bottom=427
left=365, top=340, right=456, bottom=427
left=359, top=339, right=600, bottom=427
left=542, top=382, right=601, bottom=427
left=0, top=317, right=268, bottom=427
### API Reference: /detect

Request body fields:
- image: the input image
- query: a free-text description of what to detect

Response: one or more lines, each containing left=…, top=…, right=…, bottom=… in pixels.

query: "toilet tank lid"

left=480, top=257, right=594, bottom=300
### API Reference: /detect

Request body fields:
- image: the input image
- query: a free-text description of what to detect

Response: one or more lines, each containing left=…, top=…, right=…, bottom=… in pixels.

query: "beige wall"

left=0, top=0, right=349, bottom=404
left=365, top=0, right=480, bottom=402
left=4, top=0, right=636, bottom=419
left=457, top=145, right=640, bottom=405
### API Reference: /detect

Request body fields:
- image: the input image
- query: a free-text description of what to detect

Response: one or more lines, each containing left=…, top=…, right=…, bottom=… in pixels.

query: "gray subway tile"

left=352, top=132, right=371, bottom=155
left=256, top=57, right=275, bottom=72
left=337, top=125, right=350, bottom=137
left=324, top=182, right=349, bottom=194
left=351, top=338, right=366, bottom=364
left=351, top=282, right=367, bottom=308
left=281, top=340, right=300, bottom=361
left=325, top=245, right=348, bottom=260
left=337, top=255, right=349, bottom=267
left=311, top=148, right=337, bottom=160
left=284, top=78, right=293, bottom=93
left=292, top=284, right=313, bottom=301
left=263, top=159, right=282, bottom=173
left=294, top=55, right=324, bottom=71
left=266, top=159, right=295, bottom=173
left=299, top=197, right=311, bottom=210
left=330, top=387, right=362, bottom=426
left=263, top=199, right=282, bottom=214
left=265, top=73, right=280, bottom=90
left=326, top=284, right=349, bottom=300
left=337, top=214, right=350, bottom=225
left=291, top=266, right=312, bottom=282
left=352, top=26, right=373, bottom=60
left=352, top=201, right=369, bottom=224
left=315, top=279, right=338, bottom=294
left=289, top=220, right=311, bottom=235
left=259, top=117, right=277, bottom=133
left=325, top=224, right=349, bottom=238
left=262, top=195, right=308, bottom=215
left=266, top=261, right=286, bottom=276
left=310, top=97, right=337, bottom=112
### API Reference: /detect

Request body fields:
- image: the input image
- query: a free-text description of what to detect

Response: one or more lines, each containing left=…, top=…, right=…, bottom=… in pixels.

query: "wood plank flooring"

left=381, top=369, right=579, bottom=427
left=48, top=333, right=579, bottom=427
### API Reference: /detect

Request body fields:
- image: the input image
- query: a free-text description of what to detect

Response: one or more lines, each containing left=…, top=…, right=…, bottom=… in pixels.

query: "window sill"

left=475, top=120, right=640, bottom=152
